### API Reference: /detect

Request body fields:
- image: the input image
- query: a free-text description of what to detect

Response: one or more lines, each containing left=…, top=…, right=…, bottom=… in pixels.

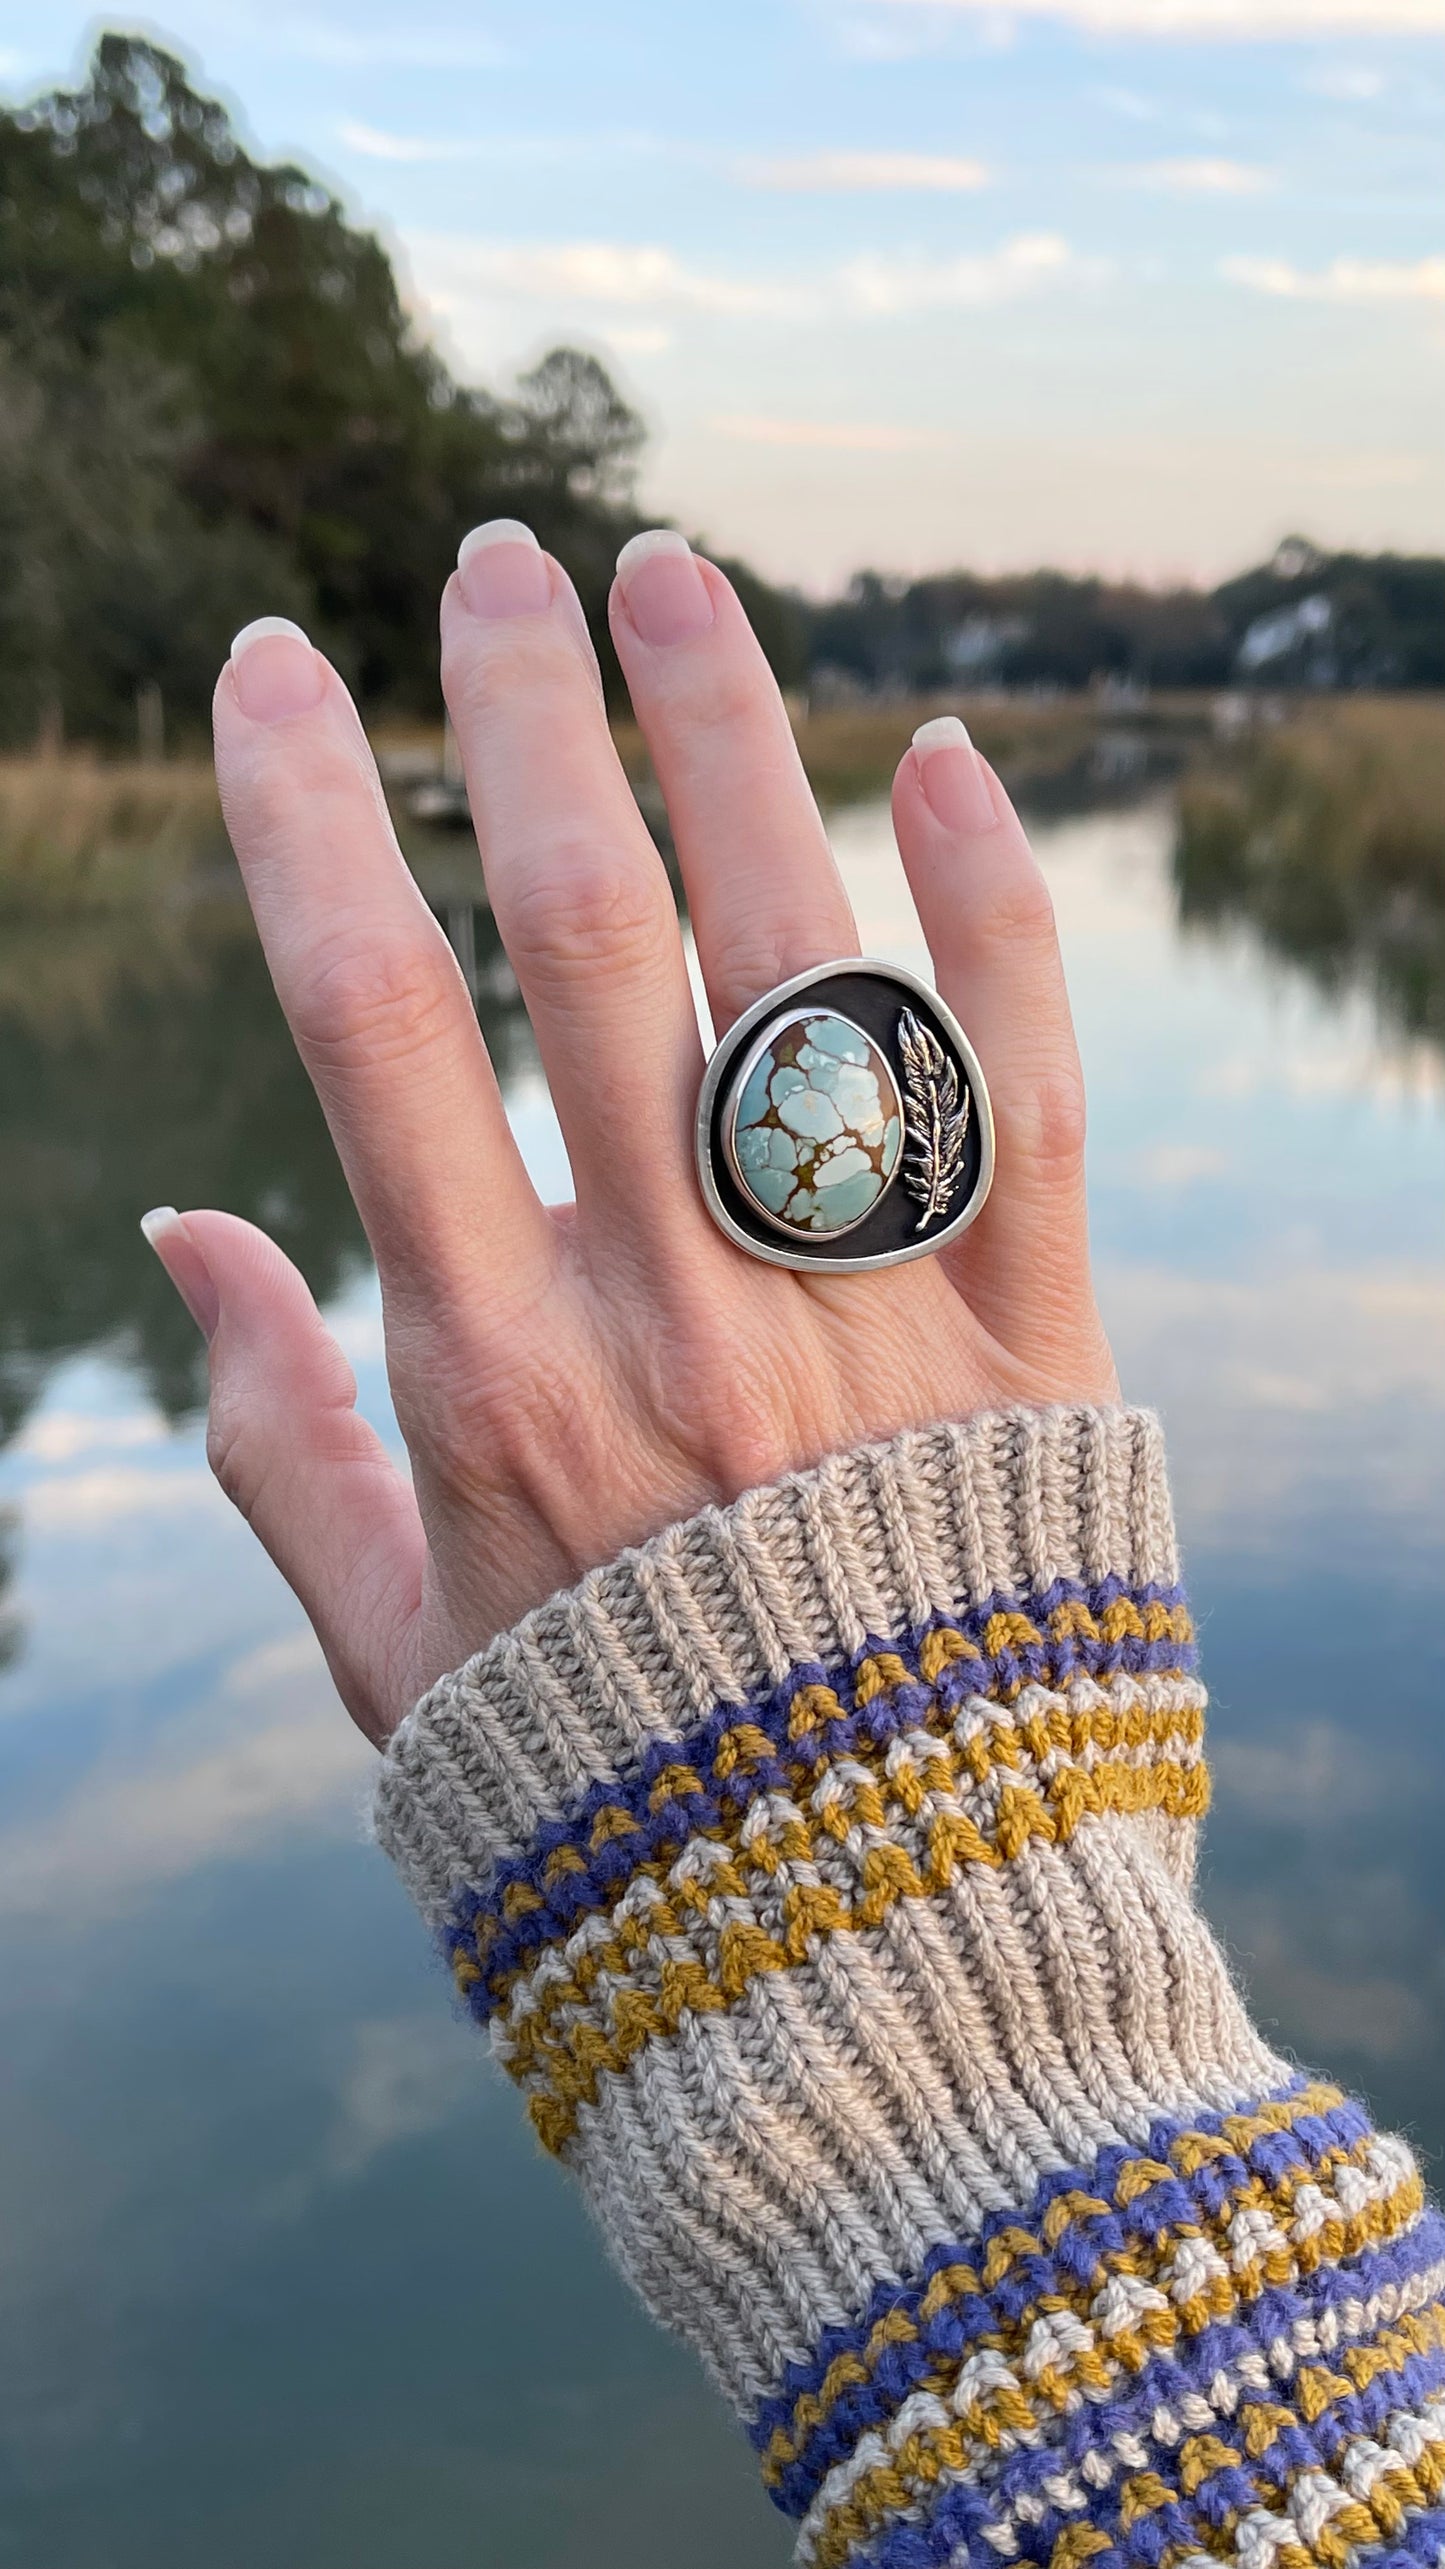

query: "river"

left=1, top=762, right=1442, bottom=2568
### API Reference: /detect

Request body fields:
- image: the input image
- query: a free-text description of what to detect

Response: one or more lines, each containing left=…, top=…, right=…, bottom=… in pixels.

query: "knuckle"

left=1012, top=1057, right=1089, bottom=1173
left=662, top=1369, right=791, bottom=1497
left=672, top=653, right=763, bottom=736
left=502, top=840, right=669, bottom=986
left=704, top=908, right=858, bottom=1029
left=221, top=729, right=389, bottom=868
left=973, top=860, right=1058, bottom=956
left=627, top=1279, right=799, bottom=1491
left=490, top=1364, right=591, bottom=1491
left=411, top=1347, right=588, bottom=1523
left=290, top=929, right=462, bottom=1075
left=441, top=603, right=565, bottom=704
left=710, top=923, right=807, bottom=1022
left=206, top=1391, right=260, bottom=1520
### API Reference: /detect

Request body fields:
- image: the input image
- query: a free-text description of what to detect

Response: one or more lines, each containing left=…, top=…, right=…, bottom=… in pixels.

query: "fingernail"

left=457, top=520, right=552, bottom=618
left=615, top=529, right=714, bottom=646
left=141, top=1207, right=220, bottom=1341
left=229, top=618, right=327, bottom=723
left=911, top=716, right=1002, bottom=835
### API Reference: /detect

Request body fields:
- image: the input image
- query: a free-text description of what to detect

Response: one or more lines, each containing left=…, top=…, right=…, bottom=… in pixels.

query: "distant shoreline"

left=0, top=692, right=1440, bottom=921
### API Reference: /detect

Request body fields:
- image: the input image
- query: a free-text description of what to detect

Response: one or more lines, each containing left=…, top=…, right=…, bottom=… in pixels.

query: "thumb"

left=141, top=1207, right=425, bottom=1744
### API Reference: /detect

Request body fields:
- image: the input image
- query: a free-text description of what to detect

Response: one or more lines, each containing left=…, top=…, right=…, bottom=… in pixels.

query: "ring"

left=695, top=959, right=994, bottom=1273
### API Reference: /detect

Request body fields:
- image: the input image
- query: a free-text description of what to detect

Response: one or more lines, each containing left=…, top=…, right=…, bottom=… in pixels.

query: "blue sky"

left=4, top=1, right=1443, bottom=587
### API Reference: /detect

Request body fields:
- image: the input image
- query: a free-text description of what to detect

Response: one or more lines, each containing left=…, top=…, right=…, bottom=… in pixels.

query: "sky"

left=2, top=1, right=1443, bottom=590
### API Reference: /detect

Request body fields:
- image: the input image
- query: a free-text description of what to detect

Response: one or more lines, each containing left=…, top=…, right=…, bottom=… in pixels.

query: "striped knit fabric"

left=375, top=1406, right=1445, bottom=2569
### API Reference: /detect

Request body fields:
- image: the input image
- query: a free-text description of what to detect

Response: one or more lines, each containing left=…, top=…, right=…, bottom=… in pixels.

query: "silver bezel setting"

left=695, top=958, right=995, bottom=1274
left=719, top=1007, right=905, bottom=1244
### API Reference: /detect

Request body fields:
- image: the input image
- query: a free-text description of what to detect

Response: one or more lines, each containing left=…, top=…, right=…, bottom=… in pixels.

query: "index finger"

left=212, top=618, right=553, bottom=1320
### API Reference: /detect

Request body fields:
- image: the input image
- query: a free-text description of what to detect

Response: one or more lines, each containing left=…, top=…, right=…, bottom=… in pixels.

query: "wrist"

left=377, top=1402, right=1187, bottom=1933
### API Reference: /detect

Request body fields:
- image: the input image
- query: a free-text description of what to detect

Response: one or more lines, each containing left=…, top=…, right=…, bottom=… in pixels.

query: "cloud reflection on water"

left=0, top=774, right=1439, bottom=2565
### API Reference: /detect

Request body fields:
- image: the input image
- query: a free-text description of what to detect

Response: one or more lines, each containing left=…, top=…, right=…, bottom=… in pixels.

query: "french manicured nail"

left=615, top=529, right=715, bottom=646
left=228, top=618, right=327, bottom=723
left=911, top=716, right=1002, bottom=835
left=457, top=519, right=552, bottom=618
left=140, top=1208, right=220, bottom=1341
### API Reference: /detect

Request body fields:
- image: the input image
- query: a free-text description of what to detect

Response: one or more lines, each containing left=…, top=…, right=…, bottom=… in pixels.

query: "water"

left=1, top=774, right=1442, bottom=2568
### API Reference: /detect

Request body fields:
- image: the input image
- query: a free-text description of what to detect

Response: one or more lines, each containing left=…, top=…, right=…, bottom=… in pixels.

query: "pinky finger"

left=141, top=1207, right=426, bottom=1743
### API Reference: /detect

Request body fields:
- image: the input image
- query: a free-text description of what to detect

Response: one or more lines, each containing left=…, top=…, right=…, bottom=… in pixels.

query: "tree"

left=0, top=36, right=689, bottom=734
left=0, top=338, right=308, bottom=743
left=506, top=348, right=644, bottom=509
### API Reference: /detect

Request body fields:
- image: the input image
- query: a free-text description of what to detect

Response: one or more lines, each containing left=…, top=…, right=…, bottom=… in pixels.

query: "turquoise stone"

left=728, top=1012, right=903, bottom=1236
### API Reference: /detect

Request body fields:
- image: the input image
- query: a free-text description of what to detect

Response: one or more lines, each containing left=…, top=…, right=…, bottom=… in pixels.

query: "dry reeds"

left=1179, top=697, right=1445, bottom=896
left=613, top=694, right=1129, bottom=813
left=788, top=698, right=1102, bottom=807
left=0, top=753, right=226, bottom=911
left=1175, top=695, right=1445, bottom=1043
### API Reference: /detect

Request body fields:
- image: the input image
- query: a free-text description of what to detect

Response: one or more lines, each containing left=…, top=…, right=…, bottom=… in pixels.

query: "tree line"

left=1, top=35, right=1440, bottom=751
left=0, top=33, right=794, bottom=745
left=809, top=544, right=1445, bottom=700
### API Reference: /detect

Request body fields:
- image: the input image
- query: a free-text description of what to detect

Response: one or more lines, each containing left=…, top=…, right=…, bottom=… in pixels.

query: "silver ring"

left=695, top=959, right=994, bottom=1274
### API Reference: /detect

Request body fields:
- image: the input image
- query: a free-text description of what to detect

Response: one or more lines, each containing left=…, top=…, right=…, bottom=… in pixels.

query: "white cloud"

left=1224, top=251, right=1445, bottom=301
left=1101, top=1255, right=1445, bottom=1552
left=1120, top=157, right=1274, bottom=192
left=741, top=149, right=989, bottom=192
left=410, top=233, right=801, bottom=317
left=0, top=1632, right=368, bottom=1923
left=24, top=1464, right=226, bottom=1533
left=1303, top=62, right=1388, bottom=97
left=337, top=124, right=575, bottom=170
left=406, top=223, right=1100, bottom=364
left=868, top=0, right=1445, bottom=29
left=714, top=415, right=953, bottom=451
left=604, top=325, right=674, bottom=354
left=13, top=1412, right=168, bottom=1466
left=1212, top=1897, right=1432, bottom=2063
left=337, top=121, right=481, bottom=164
left=276, top=20, right=510, bottom=68
left=406, top=229, right=1099, bottom=355
left=1093, top=84, right=1159, bottom=118
left=841, top=232, right=1106, bottom=311
left=1124, top=1141, right=1231, bottom=1188
left=326, top=2015, right=479, bottom=2179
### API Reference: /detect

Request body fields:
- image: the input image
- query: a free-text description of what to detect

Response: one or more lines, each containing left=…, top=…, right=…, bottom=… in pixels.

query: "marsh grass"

left=0, top=698, right=1191, bottom=912
left=789, top=699, right=1109, bottom=807
left=4, top=693, right=1442, bottom=969
left=0, top=898, right=245, bottom=1035
left=1176, top=696, right=1445, bottom=1043
left=615, top=696, right=1137, bottom=810
left=0, top=754, right=225, bottom=912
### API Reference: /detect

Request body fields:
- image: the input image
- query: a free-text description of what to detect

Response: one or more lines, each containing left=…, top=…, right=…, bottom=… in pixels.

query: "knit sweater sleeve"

left=373, top=1405, right=1445, bottom=2569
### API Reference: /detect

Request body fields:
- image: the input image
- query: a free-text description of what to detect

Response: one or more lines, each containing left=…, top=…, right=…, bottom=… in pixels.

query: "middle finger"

left=610, top=532, right=859, bottom=1033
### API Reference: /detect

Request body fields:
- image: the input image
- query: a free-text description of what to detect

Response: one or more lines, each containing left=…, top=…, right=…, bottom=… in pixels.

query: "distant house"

left=1236, top=592, right=1336, bottom=685
left=941, top=614, right=1030, bottom=681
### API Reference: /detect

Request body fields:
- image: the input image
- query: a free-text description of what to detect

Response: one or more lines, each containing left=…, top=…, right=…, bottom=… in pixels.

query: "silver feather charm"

left=898, top=1008, right=970, bottom=1231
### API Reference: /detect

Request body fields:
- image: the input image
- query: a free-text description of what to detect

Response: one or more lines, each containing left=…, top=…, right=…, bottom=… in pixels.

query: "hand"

left=146, top=526, right=1117, bottom=1745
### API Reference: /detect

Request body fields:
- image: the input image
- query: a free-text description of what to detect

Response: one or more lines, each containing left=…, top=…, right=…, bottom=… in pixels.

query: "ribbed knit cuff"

left=377, top=1403, right=1183, bottom=1927
left=371, top=1408, right=1445, bottom=2569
